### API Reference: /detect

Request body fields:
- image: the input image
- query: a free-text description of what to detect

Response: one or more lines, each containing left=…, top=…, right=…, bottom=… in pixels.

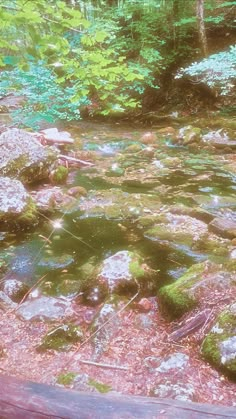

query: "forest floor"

left=0, top=295, right=235, bottom=407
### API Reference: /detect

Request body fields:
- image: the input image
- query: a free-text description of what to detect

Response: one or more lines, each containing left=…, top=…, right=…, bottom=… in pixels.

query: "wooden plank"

left=0, top=375, right=235, bottom=419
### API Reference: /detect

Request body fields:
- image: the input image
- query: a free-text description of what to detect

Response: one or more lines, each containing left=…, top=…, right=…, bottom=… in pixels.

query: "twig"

left=12, top=274, right=48, bottom=312
left=79, top=359, right=129, bottom=371
left=59, top=154, right=94, bottom=167
left=56, top=288, right=140, bottom=376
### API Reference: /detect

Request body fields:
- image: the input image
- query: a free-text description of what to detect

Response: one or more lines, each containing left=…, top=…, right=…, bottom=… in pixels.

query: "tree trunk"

left=0, top=375, right=235, bottom=419
left=196, top=0, right=208, bottom=57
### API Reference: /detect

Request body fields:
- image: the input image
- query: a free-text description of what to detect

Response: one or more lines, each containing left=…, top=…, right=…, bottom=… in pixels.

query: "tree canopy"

left=0, top=0, right=235, bottom=127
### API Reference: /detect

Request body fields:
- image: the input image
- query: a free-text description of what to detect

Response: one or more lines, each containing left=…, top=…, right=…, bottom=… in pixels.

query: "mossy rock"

left=37, top=324, right=83, bottom=352
left=201, top=303, right=236, bottom=380
left=144, top=225, right=194, bottom=247
left=0, top=177, right=38, bottom=229
left=158, top=262, right=210, bottom=319
left=159, top=261, right=236, bottom=320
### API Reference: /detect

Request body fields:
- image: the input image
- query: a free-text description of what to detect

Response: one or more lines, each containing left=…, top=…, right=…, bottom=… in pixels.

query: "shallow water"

left=1, top=120, right=236, bottom=299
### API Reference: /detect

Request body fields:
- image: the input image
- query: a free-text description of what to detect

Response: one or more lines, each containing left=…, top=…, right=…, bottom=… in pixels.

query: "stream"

left=0, top=119, right=235, bottom=405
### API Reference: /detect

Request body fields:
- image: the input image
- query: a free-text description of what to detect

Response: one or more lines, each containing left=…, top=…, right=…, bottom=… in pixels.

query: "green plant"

left=176, top=45, right=236, bottom=95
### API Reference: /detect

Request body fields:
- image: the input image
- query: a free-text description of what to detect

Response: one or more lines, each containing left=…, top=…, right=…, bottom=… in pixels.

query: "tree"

left=196, top=0, right=208, bottom=57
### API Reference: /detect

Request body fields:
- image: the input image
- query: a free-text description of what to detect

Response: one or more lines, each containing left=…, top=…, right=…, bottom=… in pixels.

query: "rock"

left=37, top=324, right=83, bottom=352
left=178, top=126, right=202, bottom=145
left=0, top=128, right=58, bottom=183
left=144, top=213, right=208, bottom=247
left=17, top=296, right=73, bottom=321
left=37, top=254, right=75, bottom=273
left=157, top=127, right=176, bottom=136
left=202, top=130, right=236, bottom=150
left=155, top=352, right=189, bottom=373
left=159, top=261, right=236, bottom=319
left=201, top=303, right=236, bottom=379
left=67, top=186, right=87, bottom=197
left=33, top=186, right=76, bottom=213
left=91, top=300, right=120, bottom=358
left=209, top=217, right=236, bottom=239
left=0, top=177, right=37, bottom=228
left=0, top=278, right=29, bottom=303
left=140, top=132, right=157, bottom=144
left=75, top=190, right=161, bottom=221
left=96, top=250, right=153, bottom=295
left=153, top=381, right=195, bottom=402
left=0, top=291, right=17, bottom=309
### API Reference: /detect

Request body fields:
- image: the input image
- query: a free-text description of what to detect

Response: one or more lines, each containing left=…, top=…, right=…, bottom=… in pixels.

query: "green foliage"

left=176, top=45, right=236, bottom=95
left=0, top=64, right=86, bottom=129
left=0, top=0, right=147, bottom=126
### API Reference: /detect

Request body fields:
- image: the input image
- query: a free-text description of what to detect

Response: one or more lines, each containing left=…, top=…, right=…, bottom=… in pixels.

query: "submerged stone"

left=209, top=217, right=236, bottom=239
left=201, top=303, right=236, bottom=379
left=37, top=254, right=75, bottom=273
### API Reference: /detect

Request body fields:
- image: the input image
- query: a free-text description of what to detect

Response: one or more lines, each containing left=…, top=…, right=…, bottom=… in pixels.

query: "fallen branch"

left=59, top=154, right=95, bottom=167
left=79, top=359, right=129, bottom=371
left=169, top=309, right=212, bottom=342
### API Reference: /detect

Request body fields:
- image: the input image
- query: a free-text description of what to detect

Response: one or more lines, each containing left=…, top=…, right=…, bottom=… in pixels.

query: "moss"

left=88, top=378, right=112, bottom=393
left=57, top=372, right=77, bottom=386
left=137, top=214, right=167, bottom=228
left=18, top=197, right=37, bottom=225
left=159, top=284, right=197, bottom=320
left=51, top=165, right=68, bottom=184
left=201, top=334, right=221, bottom=365
left=224, top=260, right=236, bottom=272
left=105, top=205, right=122, bottom=219
left=38, top=324, right=83, bottom=352
left=129, top=259, right=145, bottom=279
left=145, top=225, right=193, bottom=246
left=158, top=262, right=207, bottom=319
left=201, top=304, right=236, bottom=378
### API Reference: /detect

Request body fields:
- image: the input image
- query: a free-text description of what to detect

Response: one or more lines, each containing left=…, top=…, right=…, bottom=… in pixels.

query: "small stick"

left=57, top=288, right=140, bottom=374
left=79, top=359, right=129, bottom=371
left=12, top=274, right=48, bottom=312
left=59, top=154, right=94, bottom=167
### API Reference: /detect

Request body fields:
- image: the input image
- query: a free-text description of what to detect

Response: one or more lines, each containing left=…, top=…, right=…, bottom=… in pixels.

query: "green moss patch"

left=201, top=303, right=236, bottom=379
left=158, top=262, right=207, bottom=319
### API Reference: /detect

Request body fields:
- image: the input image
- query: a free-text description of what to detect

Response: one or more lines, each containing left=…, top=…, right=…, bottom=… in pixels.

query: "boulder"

left=209, top=217, right=236, bottom=239
left=0, top=177, right=37, bottom=228
left=17, top=296, right=73, bottom=321
left=159, top=261, right=236, bottom=319
left=96, top=250, right=154, bottom=295
left=178, top=126, right=202, bottom=145
left=0, top=128, right=58, bottom=183
left=201, top=303, right=236, bottom=379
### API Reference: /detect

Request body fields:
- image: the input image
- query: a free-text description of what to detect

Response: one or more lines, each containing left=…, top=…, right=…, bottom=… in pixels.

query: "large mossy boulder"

left=0, top=177, right=37, bottom=228
left=158, top=261, right=236, bottom=320
left=201, top=303, right=236, bottom=380
left=0, top=128, right=58, bottom=183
